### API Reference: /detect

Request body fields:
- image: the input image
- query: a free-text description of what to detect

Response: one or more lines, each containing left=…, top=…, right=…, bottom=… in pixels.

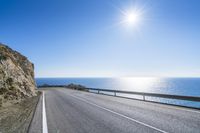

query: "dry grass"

left=0, top=92, right=41, bottom=133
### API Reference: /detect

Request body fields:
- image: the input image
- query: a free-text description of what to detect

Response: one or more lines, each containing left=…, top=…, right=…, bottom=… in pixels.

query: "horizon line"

left=35, top=76, right=200, bottom=78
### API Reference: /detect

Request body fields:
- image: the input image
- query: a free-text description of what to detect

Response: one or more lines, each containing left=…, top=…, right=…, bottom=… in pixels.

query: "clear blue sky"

left=0, top=0, right=200, bottom=77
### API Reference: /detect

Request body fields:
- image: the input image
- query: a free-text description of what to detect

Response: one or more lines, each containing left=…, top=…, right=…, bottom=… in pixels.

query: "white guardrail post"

left=143, top=95, right=145, bottom=101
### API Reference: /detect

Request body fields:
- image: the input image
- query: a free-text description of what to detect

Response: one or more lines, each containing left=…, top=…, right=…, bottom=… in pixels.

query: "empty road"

left=29, top=87, right=200, bottom=133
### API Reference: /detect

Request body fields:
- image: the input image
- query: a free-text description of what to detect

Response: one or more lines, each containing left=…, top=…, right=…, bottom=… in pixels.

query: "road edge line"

left=43, top=91, right=48, bottom=133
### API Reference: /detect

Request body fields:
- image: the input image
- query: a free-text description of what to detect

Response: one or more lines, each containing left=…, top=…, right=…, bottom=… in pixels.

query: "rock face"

left=66, top=83, right=86, bottom=90
left=0, top=43, right=36, bottom=107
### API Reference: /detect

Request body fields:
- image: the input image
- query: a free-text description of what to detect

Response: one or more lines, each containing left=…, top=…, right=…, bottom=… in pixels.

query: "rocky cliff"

left=0, top=43, right=36, bottom=107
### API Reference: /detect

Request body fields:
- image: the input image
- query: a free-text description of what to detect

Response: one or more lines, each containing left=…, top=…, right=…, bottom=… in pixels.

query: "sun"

left=124, top=11, right=140, bottom=27
left=111, top=2, right=147, bottom=31
left=125, top=12, right=140, bottom=25
left=115, top=4, right=145, bottom=29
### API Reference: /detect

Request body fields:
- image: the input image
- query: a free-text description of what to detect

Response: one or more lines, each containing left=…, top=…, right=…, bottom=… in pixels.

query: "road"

left=29, top=87, right=200, bottom=133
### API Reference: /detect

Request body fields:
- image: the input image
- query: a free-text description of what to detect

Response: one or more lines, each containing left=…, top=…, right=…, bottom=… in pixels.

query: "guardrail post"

left=98, top=90, right=99, bottom=94
left=114, top=92, right=116, bottom=96
left=143, top=95, right=145, bottom=101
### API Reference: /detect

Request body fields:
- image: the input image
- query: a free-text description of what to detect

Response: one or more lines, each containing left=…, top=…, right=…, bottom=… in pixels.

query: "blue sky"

left=0, top=0, right=200, bottom=77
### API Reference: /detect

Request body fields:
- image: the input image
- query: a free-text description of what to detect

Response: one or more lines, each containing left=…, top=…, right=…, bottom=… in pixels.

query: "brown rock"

left=0, top=43, right=36, bottom=107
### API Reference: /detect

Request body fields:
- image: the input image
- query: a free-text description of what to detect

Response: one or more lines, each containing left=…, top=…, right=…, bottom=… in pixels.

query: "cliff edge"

left=0, top=43, right=36, bottom=107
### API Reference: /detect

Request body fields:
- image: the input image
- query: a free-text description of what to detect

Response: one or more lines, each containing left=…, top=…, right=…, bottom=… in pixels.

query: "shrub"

left=0, top=87, right=7, bottom=95
left=0, top=98, right=2, bottom=107
left=0, top=55, right=7, bottom=60
left=66, top=83, right=88, bottom=91
left=6, top=78, right=13, bottom=84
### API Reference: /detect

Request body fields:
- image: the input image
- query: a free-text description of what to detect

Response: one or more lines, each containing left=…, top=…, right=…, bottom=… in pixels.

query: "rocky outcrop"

left=0, top=43, right=36, bottom=107
left=38, top=83, right=88, bottom=91
left=66, top=83, right=87, bottom=91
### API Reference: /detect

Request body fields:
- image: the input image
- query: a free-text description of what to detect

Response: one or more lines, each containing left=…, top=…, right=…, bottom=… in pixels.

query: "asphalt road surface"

left=29, top=87, right=200, bottom=133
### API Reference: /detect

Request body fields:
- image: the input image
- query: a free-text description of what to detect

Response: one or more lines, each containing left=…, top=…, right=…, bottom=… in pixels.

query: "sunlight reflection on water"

left=118, top=77, right=167, bottom=92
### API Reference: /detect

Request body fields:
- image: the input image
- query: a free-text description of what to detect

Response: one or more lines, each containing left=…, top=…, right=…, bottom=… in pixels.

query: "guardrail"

left=85, top=88, right=200, bottom=102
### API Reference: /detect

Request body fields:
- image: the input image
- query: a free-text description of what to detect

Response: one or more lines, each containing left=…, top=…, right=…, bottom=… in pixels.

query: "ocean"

left=36, top=77, right=200, bottom=108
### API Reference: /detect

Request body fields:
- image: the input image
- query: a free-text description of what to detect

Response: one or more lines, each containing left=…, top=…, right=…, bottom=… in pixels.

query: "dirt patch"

left=0, top=92, right=41, bottom=133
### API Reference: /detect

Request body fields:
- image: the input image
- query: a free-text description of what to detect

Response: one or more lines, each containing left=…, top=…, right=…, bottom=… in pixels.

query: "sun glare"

left=124, top=11, right=140, bottom=26
left=114, top=4, right=145, bottom=30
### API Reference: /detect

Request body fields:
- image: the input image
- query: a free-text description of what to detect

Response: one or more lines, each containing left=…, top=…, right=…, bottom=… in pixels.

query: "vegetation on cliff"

left=0, top=43, right=36, bottom=107
left=38, top=83, right=88, bottom=91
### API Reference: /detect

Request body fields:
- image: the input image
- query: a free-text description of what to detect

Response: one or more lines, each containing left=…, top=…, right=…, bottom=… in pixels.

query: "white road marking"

left=43, top=92, right=48, bottom=133
left=70, top=95, right=168, bottom=133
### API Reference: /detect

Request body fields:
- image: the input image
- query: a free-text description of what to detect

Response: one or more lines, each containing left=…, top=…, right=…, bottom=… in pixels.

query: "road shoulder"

left=28, top=91, right=43, bottom=133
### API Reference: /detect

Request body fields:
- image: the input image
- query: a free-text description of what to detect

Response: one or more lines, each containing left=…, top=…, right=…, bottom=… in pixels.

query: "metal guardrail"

left=85, top=88, right=200, bottom=102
